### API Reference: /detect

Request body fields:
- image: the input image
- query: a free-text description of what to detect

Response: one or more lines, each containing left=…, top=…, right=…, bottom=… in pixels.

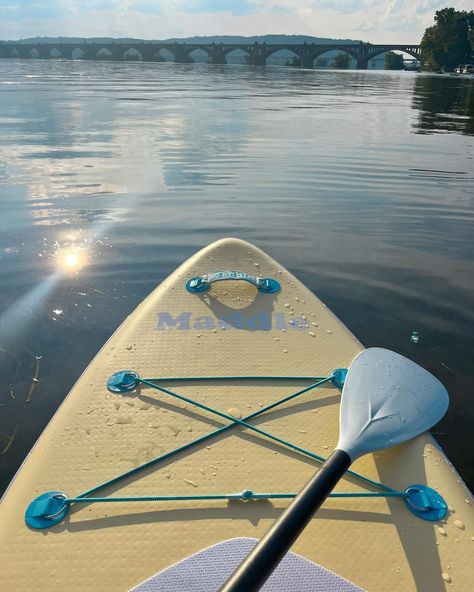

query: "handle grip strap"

left=186, top=271, right=281, bottom=294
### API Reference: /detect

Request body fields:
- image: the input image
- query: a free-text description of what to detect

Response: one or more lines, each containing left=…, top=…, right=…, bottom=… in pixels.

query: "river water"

left=0, top=60, right=473, bottom=494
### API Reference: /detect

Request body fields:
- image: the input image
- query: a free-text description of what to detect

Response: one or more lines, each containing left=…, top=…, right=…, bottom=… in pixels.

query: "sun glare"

left=59, top=249, right=84, bottom=271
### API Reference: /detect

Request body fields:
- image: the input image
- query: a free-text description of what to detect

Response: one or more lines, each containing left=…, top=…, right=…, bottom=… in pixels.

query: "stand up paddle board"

left=0, top=238, right=472, bottom=591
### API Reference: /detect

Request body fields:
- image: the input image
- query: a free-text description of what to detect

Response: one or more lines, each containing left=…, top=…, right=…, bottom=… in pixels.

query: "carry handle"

left=185, top=271, right=281, bottom=294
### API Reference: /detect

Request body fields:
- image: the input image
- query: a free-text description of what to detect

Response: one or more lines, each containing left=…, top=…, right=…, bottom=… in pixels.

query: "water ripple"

left=0, top=60, right=473, bottom=493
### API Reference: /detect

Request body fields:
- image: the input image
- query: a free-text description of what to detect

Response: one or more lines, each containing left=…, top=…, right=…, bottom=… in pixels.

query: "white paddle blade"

left=336, top=348, right=449, bottom=461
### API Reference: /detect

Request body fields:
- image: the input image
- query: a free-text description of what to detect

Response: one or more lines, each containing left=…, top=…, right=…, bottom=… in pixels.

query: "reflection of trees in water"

left=412, top=76, right=474, bottom=135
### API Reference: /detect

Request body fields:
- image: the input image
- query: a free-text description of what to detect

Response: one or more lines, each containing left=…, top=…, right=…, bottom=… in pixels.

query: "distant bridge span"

left=0, top=41, right=420, bottom=69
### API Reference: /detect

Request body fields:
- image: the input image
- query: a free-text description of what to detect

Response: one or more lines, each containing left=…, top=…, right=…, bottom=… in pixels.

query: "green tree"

left=384, top=51, right=404, bottom=70
left=333, top=52, right=349, bottom=68
left=420, top=7, right=474, bottom=71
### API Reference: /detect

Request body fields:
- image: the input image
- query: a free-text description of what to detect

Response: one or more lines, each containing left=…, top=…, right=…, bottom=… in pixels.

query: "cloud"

left=1, top=0, right=473, bottom=42
left=186, top=1, right=257, bottom=15
left=129, top=1, right=257, bottom=16
left=2, top=0, right=118, bottom=22
left=3, top=1, right=64, bottom=20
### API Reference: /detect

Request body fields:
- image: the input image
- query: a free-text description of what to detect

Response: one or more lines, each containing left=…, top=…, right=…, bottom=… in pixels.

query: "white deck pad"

left=130, top=537, right=364, bottom=592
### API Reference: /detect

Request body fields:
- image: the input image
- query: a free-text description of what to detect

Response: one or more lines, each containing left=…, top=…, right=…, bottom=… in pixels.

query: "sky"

left=1, top=1, right=473, bottom=44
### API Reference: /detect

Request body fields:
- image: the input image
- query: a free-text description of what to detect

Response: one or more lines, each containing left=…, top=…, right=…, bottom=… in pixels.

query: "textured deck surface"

left=0, top=238, right=472, bottom=591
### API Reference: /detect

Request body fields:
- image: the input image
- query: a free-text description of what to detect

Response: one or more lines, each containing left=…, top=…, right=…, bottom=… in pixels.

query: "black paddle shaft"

left=219, top=449, right=352, bottom=592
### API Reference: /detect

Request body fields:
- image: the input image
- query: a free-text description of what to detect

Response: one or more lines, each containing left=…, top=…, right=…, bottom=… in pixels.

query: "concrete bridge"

left=0, top=41, right=421, bottom=69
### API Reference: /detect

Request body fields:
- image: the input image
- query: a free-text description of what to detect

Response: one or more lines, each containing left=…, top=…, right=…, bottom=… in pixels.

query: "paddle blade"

left=337, top=348, right=449, bottom=461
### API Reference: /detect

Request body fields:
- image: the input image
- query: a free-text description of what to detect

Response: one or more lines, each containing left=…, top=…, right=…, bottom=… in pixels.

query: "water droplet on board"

left=438, top=527, right=447, bottom=536
left=163, top=472, right=171, bottom=479
left=308, top=332, right=315, bottom=337
left=185, top=479, right=198, bottom=487
left=298, top=429, right=307, bottom=434
left=114, top=402, right=121, bottom=410
left=454, top=520, right=465, bottom=530
left=283, top=349, right=288, bottom=353
left=284, top=303, right=290, bottom=308
left=274, top=337, right=280, bottom=341
left=228, top=407, right=242, bottom=419
left=326, top=330, right=332, bottom=334
left=441, top=573, right=451, bottom=583
left=165, top=424, right=180, bottom=436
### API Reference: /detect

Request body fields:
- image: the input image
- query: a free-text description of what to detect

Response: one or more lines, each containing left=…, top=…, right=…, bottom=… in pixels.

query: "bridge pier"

left=300, top=44, right=314, bottom=69
left=173, top=46, right=193, bottom=64
left=248, top=44, right=267, bottom=66
left=209, top=45, right=226, bottom=65
left=357, top=57, right=368, bottom=69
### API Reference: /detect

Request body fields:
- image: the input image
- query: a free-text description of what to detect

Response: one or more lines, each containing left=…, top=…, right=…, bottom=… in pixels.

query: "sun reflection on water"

left=57, top=248, right=86, bottom=272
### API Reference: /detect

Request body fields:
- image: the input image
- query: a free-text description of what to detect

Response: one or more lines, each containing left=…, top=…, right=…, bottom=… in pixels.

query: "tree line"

left=420, top=7, right=474, bottom=71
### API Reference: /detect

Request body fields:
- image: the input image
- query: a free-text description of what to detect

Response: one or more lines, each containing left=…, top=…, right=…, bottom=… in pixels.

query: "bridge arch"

left=188, top=48, right=210, bottom=63
left=123, top=48, right=143, bottom=61
left=11, top=48, right=20, bottom=58
left=224, top=48, right=250, bottom=65
left=96, top=47, right=114, bottom=60
left=30, top=48, right=40, bottom=59
left=72, top=48, right=85, bottom=60
left=266, top=48, right=301, bottom=67
left=49, top=48, right=62, bottom=59
left=313, top=48, right=357, bottom=68
left=154, top=48, right=175, bottom=62
left=366, top=47, right=419, bottom=62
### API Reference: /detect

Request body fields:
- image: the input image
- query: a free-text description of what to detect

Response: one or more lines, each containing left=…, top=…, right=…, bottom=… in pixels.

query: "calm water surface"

left=0, top=60, right=473, bottom=494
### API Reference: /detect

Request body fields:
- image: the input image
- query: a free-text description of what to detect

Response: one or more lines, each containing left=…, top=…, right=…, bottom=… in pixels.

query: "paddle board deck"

left=0, top=238, right=472, bottom=591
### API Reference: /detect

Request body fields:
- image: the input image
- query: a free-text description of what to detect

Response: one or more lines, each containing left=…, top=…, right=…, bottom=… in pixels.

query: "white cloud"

left=1, top=0, right=473, bottom=43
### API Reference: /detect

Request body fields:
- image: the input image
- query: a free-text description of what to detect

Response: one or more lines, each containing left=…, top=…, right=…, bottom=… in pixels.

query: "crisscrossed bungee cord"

left=25, top=370, right=448, bottom=528
left=77, top=371, right=401, bottom=501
